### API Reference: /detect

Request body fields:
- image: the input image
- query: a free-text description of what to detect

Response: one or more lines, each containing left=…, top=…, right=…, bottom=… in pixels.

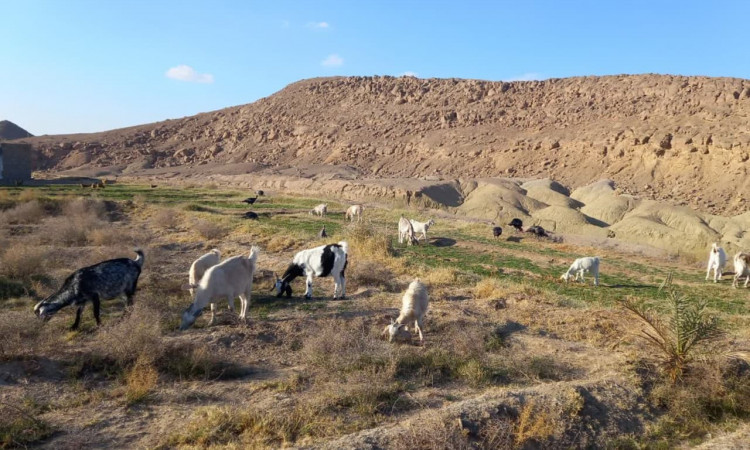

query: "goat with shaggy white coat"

left=409, top=218, right=435, bottom=242
left=310, top=203, right=328, bottom=217
left=382, top=279, right=429, bottom=343
left=345, top=204, right=364, bottom=222
left=274, top=241, right=348, bottom=299
left=398, top=215, right=418, bottom=245
left=561, top=256, right=600, bottom=286
left=180, top=247, right=259, bottom=330
left=732, top=252, right=750, bottom=289
left=188, top=249, right=221, bottom=296
left=705, top=243, right=726, bottom=283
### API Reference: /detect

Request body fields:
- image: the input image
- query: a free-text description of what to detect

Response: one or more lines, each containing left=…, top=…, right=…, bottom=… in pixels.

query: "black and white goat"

left=273, top=241, right=348, bottom=299
left=34, top=250, right=144, bottom=330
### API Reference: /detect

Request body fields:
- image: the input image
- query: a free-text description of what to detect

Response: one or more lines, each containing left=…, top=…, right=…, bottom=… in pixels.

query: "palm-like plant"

left=624, top=273, right=723, bottom=382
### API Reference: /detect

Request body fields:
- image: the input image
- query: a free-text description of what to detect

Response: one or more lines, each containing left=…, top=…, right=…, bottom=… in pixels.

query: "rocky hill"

left=0, top=120, right=33, bottom=140
left=22, top=74, right=750, bottom=215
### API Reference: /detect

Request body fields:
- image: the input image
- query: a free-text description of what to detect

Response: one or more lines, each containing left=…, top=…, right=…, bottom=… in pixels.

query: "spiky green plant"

left=624, top=273, right=723, bottom=382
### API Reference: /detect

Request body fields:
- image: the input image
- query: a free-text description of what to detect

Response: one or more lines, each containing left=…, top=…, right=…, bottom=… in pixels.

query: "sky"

left=2, top=0, right=749, bottom=135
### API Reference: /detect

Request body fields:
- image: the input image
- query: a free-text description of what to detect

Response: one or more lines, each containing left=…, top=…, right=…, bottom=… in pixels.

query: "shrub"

left=0, top=200, right=46, bottom=225
left=93, top=304, right=163, bottom=367
left=89, top=227, right=132, bottom=246
left=124, top=355, right=159, bottom=405
left=41, top=217, right=90, bottom=246
left=152, top=208, right=181, bottom=230
left=514, top=399, right=556, bottom=446
left=17, top=189, right=38, bottom=202
left=192, top=219, right=229, bottom=241
left=62, top=198, right=108, bottom=221
left=1, top=244, right=46, bottom=280
left=348, top=260, right=399, bottom=291
left=0, top=401, right=54, bottom=448
left=624, top=274, right=723, bottom=382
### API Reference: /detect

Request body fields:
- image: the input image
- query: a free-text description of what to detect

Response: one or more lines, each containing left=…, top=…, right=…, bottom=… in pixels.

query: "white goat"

left=188, top=249, right=221, bottom=296
left=382, top=279, right=429, bottom=343
left=409, top=218, right=435, bottom=242
left=398, top=215, right=418, bottom=245
left=732, top=252, right=750, bottom=289
left=180, top=247, right=259, bottom=330
left=561, top=256, right=600, bottom=286
left=310, top=203, right=328, bottom=217
left=345, top=204, right=364, bottom=222
left=705, top=242, right=727, bottom=283
left=274, top=241, right=348, bottom=299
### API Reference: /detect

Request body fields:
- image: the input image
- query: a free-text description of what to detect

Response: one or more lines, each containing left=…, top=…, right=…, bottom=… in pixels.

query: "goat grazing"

left=318, top=226, right=328, bottom=238
left=509, top=218, right=524, bottom=232
left=492, top=225, right=502, bottom=238
left=345, top=204, right=364, bottom=222
left=732, top=252, right=750, bottom=289
left=188, top=249, right=221, bottom=296
left=382, top=279, right=429, bottom=343
left=34, top=250, right=144, bottom=330
left=243, top=211, right=259, bottom=220
left=398, top=215, right=418, bottom=246
left=561, top=256, right=600, bottom=286
left=181, top=247, right=260, bottom=330
left=273, top=242, right=348, bottom=299
left=242, top=197, right=258, bottom=205
left=526, top=225, right=548, bottom=238
left=706, top=242, right=727, bottom=283
left=409, top=218, right=435, bottom=242
left=310, top=203, right=328, bottom=217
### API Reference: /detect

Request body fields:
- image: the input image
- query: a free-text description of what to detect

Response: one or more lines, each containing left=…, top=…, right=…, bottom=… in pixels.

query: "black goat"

left=492, top=226, right=503, bottom=238
left=243, top=211, right=259, bottom=220
left=526, top=225, right=549, bottom=238
left=34, top=250, right=144, bottom=330
left=509, top=218, right=524, bottom=232
left=318, top=226, right=328, bottom=238
left=242, top=197, right=258, bottom=205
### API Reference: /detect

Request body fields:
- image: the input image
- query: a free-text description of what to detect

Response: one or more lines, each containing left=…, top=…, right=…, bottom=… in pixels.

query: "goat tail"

left=338, top=241, right=349, bottom=255
left=248, top=246, right=260, bottom=266
left=133, top=248, right=145, bottom=267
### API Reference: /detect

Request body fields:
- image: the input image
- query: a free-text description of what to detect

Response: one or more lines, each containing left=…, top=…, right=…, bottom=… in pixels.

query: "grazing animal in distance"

left=318, top=226, right=328, bottom=238
left=561, top=256, right=600, bottom=286
left=526, top=225, right=548, bottom=238
left=706, top=242, right=727, bottom=283
left=345, top=205, right=364, bottom=222
left=150, top=184, right=158, bottom=189
left=398, top=215, right=419, bottom=246
left=273, top=242, right=348, bottom=299
left=382, top=279, right=429, bottom=343
left=34, top=250, right=144, bottom=330
left=188, top=249, right=221, bottom=297
left=732, top=252, right=750, bottom=289
left=310, top=203, right=328, bottom=217
left=181, top=247, right=260, bottom=330
left=492, top=225, right=503, bottom=238
left=409, top=218, right=435, bottom=242
left=243, top=211, right=258, bottom=220
left=509, top=218, right=524, bottom=232
left=242, top=197, right=258, bottom=205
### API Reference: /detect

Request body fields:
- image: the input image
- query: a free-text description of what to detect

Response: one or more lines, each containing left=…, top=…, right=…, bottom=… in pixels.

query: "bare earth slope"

left=0, top=120, right=33, bottom=140
left=23, top=74, right=750, bottom=217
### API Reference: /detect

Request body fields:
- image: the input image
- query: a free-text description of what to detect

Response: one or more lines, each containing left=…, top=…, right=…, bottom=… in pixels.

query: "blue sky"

left=2, top=0, right=749, bottom=135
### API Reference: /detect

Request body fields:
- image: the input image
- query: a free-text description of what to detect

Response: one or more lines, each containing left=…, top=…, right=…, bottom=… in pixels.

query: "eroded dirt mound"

left=0, top=120, right=33, bottom=140
left=20, top=74, right=750, bottom=216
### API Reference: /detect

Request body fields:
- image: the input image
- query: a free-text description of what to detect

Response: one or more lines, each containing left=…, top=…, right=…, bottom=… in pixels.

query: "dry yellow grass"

left=1, top=243, right=46, bottom=279
left=125, top=355, right=159, bottom=404
left=17, top=189, right=38, bottom=202
left=0, top=200, right=46, bottom=224
left=514, top=399, right=556, bottom=446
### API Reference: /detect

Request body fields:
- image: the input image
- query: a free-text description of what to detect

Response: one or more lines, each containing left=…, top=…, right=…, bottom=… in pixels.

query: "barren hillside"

left=0, top=120, right=33, bottom=140
left=23, top=74, right=750, bottom=215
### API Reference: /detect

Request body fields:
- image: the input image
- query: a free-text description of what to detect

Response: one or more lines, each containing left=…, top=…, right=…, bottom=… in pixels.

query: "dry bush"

left=93, top=304, right=163, bottom=367
left=473, top=277, right=508, bottom=299
left=346, top=222, right=394, bottom=262
left=17, top=189, right=38, bottom=202
left=89, top=227, right=133, bottom=246
left=157, top=342, right=227, bottom=380
left=0, top=200, right=46, bottom=224
left=124, top=355, right=159, bottom=405
left=348, top=260, right=399, bottom=291
left=265, top=235, right=298, bottom=253
left=192, top=218, right=229, bottom=241
left=41, top=217, right=90, bottom=246
left=0, top=401, right=54, bottom=448
left=151, top=207, right=181, bottom=230
left=62, top=197, right=108, bottom=221
left=1, top=243, right=47, bottom=280
left=0, top=190, right=11, bottom=202
left=388, top=412, right=514, bottom=449
left=422, top=266, right=461, bottom=287
left=514, top=399, right=556, bottom=446
left=0, top=311, right=43, bottom=359
left=303, top=318, right=391, bottom=376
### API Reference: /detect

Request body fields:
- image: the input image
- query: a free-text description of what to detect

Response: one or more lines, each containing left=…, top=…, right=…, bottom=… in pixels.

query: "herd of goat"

left=28, top=196, right=750, bottom=344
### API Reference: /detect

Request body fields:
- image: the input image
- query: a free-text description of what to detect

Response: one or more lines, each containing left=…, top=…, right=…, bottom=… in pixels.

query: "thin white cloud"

left=399, top=71, right=418, bottom=77
left=504, top=72, right=544, bottom=82
left=321, top=54, right=343, bottom=67
left=165, top=65, right=214, bottom=83
left=308, top=21, right=329, bottom=29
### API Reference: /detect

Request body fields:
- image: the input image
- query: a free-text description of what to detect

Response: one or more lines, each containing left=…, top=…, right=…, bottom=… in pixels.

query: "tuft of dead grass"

left=0, top=401, right=54, bottom=448
left=265, top=235, right=298, bottom=253
left=151, top=207, right=181, bottom=230
left=192, top=218, right=229, bottom=241
left=0, top=200, right=46, bottom=225
left=1, top=243, right=47, bottom=280
left=473, top=277, right=508, bottom=300
left=348, top=260, right=399, bottom=291
left=17, top=189, right=38, bottom=202
left=514, top=399, right=556, bottom=446
left=124, top=355, right=159, bottom=405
